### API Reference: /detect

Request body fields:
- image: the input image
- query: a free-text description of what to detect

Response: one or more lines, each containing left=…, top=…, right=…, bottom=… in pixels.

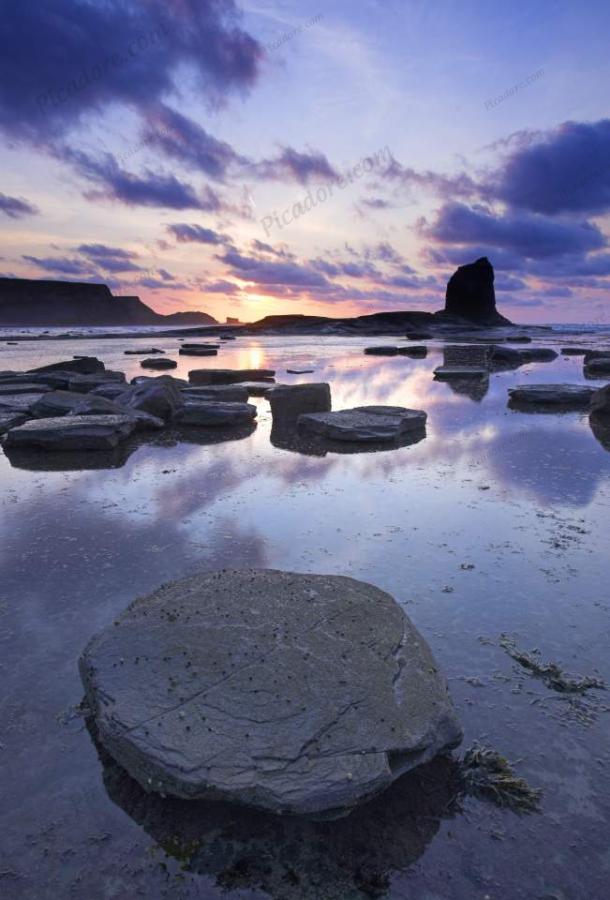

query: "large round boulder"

left=80, top=570, right=462, bottom=817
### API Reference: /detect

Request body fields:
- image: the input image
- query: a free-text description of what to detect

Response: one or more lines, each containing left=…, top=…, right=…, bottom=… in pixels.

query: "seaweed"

left=499, top=635, right=605, bottom=695
left=461, top=745, right=542, bottom=814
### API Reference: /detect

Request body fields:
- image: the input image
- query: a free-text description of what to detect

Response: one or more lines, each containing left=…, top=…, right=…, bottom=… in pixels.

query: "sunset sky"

left=1, top=0, right=610, bottom=324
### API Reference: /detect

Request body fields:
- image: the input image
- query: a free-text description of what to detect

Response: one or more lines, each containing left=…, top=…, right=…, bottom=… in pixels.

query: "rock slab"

left=80, top=569, right=462, bottom=816
left=4, top=414, right=136, bottom=450
left=508, top=384, right=595, bottom=408
left=298, top=406, right=427, bottom=443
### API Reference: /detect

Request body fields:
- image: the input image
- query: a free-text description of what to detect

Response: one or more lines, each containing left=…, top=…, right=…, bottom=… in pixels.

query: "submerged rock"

left=189, top=368, right=275, bottom=386
left=406, top=331, right=433, bottom=340
left=508, top=384, right=595, bottom=409
left=28, top=356, right=105, bottom=375
left=365, top=346, right=400, bottom=356
left=141, top=358, right=177, bottom=370
left=80, top=569, right=462, bottom=816
left=4, top=414, right=137, bottom=450
left=0, top=411, right=27, bottom=435
left=298, top=405, right=427, bottom=443
left=179, top=347, right=219, bottom=356
left=173, top=402, right=257, bottom=426
left=0, top=381, right=51, bottom=395
left=124, top=348, right=165, bottom=355
left=585, top=357, right=610, bottom=377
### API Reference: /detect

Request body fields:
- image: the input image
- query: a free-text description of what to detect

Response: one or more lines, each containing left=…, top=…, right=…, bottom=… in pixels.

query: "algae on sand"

left=461, top=745, right=542, bottom=814
left=499, top=635, right=605, bottom=695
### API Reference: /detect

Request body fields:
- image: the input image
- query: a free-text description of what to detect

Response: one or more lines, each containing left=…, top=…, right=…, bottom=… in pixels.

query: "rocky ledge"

left=80, top=569, right=462, bottom=817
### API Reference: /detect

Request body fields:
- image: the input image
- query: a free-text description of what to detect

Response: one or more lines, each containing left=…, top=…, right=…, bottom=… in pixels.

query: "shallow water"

left=1, top=332, right=610, bottom=899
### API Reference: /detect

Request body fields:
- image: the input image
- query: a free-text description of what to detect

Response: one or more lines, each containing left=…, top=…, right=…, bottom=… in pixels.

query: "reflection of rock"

left=91, top=716, right=461, bottom=900
left=439, top=348, right=489, bottom=401
left=561, top=347, right=587, bottom=356
left=80, top=570, right=462, bottom=817
left=3, top=442, right=135, bottom=471
left=589, top=414, right=610, bottom=452
left=590, top=384, right=610, bottom=416
left=171, top=422, right=257, bottom=447
left=269, top=383, right=331, bottom=425
left=365, top=346, right=400, bottom=355
left=298, top=406, right=427, bottom=443
left=508, top=384, right=595, bottom=410
left=406, top=331, right=433, bottom=340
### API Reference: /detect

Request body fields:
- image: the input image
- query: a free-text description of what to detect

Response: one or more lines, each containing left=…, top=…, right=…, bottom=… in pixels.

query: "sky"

left=1, top=0, right=610, bottom=324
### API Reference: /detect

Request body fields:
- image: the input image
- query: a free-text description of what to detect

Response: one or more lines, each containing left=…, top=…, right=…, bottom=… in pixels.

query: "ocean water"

left=1, top=330, right=609, bottom=899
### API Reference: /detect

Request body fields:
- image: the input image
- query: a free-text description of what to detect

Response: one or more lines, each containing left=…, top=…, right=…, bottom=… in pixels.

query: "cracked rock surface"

left=80, top=569, right=462, bottom=816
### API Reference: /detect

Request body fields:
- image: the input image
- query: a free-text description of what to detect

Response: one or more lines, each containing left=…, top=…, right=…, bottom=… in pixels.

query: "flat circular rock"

left=80, top=569, right=462, bottom=816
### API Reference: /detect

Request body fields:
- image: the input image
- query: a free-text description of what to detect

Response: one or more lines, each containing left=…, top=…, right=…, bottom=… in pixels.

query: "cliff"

left=0, top=278, right=217, bottom=327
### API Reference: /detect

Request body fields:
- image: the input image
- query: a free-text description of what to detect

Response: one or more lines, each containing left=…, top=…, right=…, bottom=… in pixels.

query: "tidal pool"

left=1, top=333, right=609, bottom=899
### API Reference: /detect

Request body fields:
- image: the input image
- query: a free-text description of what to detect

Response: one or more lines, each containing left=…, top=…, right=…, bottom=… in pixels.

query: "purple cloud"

left=167, top=223, right=228, bottom=244
left=59, top=147, right=218, bottom=210
left=490, top=119, right=610, bottom=214
left=0, top=0, right=262, bottom=142
left=251, top=147, right=338, bottom=185
left=220, top=249, right=331, bottom=287
left=142, top=104, right=244, bottom=180
left=23, top=255, right=92, bottom=275
left=423, top=202, right=606, bottom=259
left=0, top=192, right=38, bottom=219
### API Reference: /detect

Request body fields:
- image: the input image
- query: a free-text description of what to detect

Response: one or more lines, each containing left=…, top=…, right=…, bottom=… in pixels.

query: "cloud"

left=219, top=249, right=331, bottom=287
left=378, top=156, right=482, bottom=200
left=59, top=147, right=219, bottom=210
left=77, top=242, right=141, bottom=272
left=250, top=147, right=338, bottom=185
left=23, top=255, right=92, bottom=275
left=489, top=119, right=610, bottom=214
left=142, top=104, right=244, bottom=180
left=0, top=192, right=38, bottom=219
left=422, top=202, right=606, bottom=259
left=167, top=223, right=228, bottom=244
left=0, top=0, right=262, bottom=142
left=203, top=279, right=241, bottom=294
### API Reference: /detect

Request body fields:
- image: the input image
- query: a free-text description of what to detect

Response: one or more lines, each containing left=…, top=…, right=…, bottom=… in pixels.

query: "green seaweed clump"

left=461, top=745, right=542, bottom=814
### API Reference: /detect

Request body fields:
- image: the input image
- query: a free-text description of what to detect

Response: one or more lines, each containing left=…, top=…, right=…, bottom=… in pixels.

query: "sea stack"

left=443, top=257, right=511, bottom=325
